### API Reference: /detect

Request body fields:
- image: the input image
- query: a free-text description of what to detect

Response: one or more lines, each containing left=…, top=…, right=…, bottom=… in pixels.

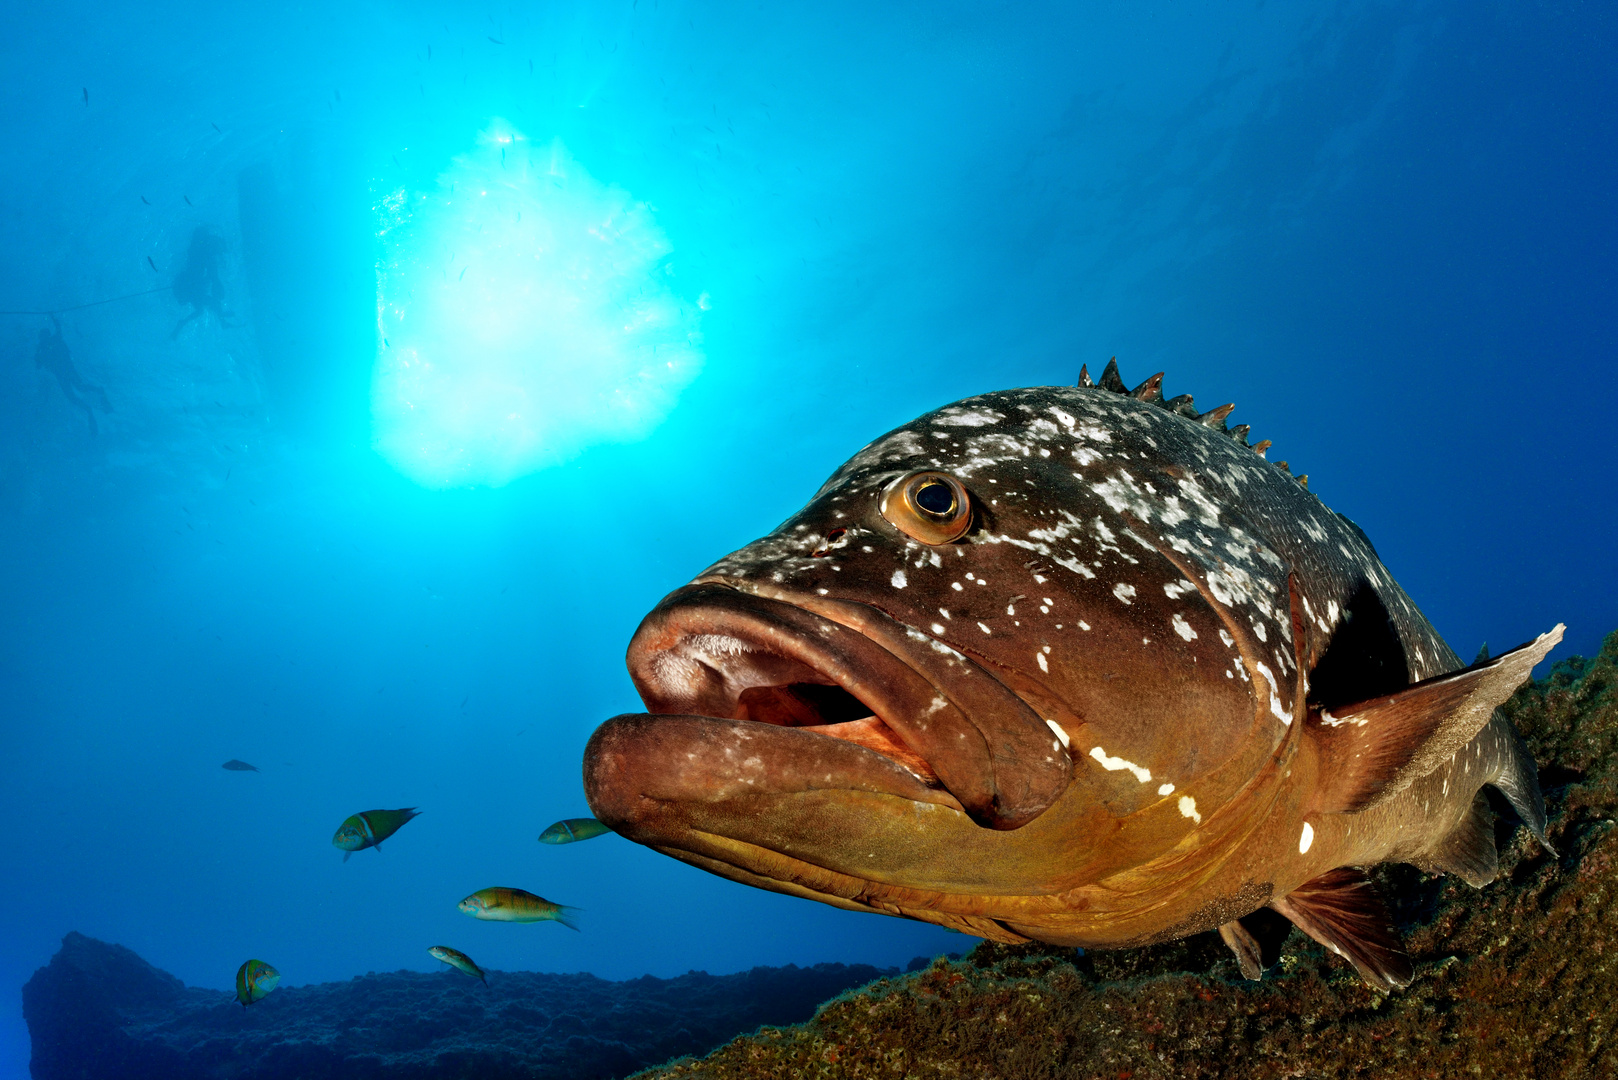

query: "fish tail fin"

left=554, top=906, right=582, bottom=931
left=1488, top=710, right=1555, bottom=856
left=1414, top=790, right=1499, bottom=887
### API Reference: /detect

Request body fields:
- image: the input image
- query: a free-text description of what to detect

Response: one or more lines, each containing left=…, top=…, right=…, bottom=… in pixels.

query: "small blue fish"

left=235, top=959, right=279, bottom=1007
left=428, top=945, right=486, bottom=983
left=538, top=817, right=612, bottom=845
left=332, top=808, right=421, bottom=861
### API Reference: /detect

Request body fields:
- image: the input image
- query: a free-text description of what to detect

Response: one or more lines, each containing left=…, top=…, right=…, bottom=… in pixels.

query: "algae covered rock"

left=635, top=629, right=1618, bottom=1080
left=22, top=937, right=896, bottom=1080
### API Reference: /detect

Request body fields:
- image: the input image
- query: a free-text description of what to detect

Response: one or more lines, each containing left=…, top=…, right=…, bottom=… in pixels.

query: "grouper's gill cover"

left=584, top=362, right=1563, bottom=992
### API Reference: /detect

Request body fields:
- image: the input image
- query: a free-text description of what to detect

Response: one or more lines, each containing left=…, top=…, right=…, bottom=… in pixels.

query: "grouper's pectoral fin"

left=1308, top=625, right=1563, bottom=815
left=1270, top=867, right=1413, bottom=991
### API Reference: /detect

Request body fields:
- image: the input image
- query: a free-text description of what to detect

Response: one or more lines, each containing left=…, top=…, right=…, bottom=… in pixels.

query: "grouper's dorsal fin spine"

left=1098, top=356, right=1128, bottom=392
left=1269, top=867, right=1413, bottom=991
left=1308, top=624, right=1564, bottom=815
left=1076, top=358, right=1311, bottom=486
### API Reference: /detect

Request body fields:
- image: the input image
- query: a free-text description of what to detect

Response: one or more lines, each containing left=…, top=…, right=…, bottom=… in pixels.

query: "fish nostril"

left=810, top=528, right=848, bottom=558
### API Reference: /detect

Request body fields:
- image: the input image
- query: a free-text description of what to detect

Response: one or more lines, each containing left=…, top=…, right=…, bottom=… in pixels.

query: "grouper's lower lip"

left=588, top=582, right=1071, bottom=833
left=583, top=713, right=968, bottom=825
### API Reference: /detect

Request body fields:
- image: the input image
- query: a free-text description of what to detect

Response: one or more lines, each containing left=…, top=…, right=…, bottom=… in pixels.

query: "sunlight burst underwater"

left=372, top=124, right=705, bottom=489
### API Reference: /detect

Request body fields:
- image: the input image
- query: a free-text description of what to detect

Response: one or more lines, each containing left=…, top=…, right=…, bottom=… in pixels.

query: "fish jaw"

left=587, top=712, right=1085, bottom=897
left=583, top=583, right=1176, bottom=907
left=614, top=582, right=1072, bottom=830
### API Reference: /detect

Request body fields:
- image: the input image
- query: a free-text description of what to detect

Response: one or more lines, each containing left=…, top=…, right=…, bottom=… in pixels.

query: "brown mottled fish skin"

left=584, top=366, right=1560, bottom=989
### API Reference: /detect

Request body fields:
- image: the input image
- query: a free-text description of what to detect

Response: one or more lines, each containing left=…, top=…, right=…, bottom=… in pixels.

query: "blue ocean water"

left=1, top=2, right=1613, bottom=1076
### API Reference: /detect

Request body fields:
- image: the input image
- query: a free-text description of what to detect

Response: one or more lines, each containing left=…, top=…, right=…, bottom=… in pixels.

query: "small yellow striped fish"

left=235, top=959, right=279, bottom=1007
left=428, top=945, right=486, bottom=983
left=458, top=887, right=580, bottom=929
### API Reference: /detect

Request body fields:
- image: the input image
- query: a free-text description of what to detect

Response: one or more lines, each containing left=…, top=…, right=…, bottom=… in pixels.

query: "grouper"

left=583, top=361, right=1562, bottom=990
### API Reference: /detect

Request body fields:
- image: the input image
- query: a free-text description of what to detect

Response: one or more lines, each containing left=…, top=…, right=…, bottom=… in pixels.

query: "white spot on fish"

left=1157, top=782, right=1175, bottom=796
left=1089, top=746, right=1152, bottom=784
left=1254, top=662, right=1292, bottom=726
left=1113, top=583, right=1136, bottom=605
left=1219, top=629, right=1235, bottom=647
left=978, top=621, right=992, bottom=635
left=1299, top=822, right=1314, bottom=854
left=1045, top=719, right=1071, bottom=748
left=1163, top=579, right=1197, bottom=599
left=1178, top=796, right=1201, bottom=824
left=931, top=623, right=946, bottom=635
left=1078, top=621, right=1091, bottom=631
left=1319, top=710, right=1366, bottom=728
left=933, top=407, right=1002, bottom=427
left=952, top=581, right=963, bottom=591
left=891, top=570, right=907, bottom=589
left=1172, top=614, right=1197, bottom=641
left=1036, top=652, right=1048, bottom=672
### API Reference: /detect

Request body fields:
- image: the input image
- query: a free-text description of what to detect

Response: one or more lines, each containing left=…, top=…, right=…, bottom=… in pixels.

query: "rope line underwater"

left=0, top=285, right=171, bottom=317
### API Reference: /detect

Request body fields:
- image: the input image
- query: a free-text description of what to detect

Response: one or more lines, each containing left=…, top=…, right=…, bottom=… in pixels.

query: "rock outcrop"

left=22, top=933, right=891, bottom=1080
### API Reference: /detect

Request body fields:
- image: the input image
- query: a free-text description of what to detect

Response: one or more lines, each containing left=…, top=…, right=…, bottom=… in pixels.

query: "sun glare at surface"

left=372, top=125, right=704, bottom=489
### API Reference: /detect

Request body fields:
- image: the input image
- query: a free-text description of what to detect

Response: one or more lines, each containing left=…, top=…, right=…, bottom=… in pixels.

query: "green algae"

left=635, top=630, right=1618, bottom=1079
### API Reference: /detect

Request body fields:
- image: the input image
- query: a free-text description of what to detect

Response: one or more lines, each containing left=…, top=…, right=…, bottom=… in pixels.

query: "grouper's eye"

left=880, top=470, right=973, bottom=545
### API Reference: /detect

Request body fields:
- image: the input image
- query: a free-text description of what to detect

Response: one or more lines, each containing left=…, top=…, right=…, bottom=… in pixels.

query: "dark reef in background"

left=25, top=631, right=1618, bottom=1080
left=21, top=934, right=890, bottom=1080
left=636, top=630, right=1618, bottom=1079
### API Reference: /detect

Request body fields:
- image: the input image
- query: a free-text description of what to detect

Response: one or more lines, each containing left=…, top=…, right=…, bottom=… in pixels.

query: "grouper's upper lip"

left=612, top=579, right=1072, bottom=831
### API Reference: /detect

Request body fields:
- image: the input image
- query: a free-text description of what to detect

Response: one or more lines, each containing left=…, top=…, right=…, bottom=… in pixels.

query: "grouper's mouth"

left=583, top=583, right=1073, bottom=865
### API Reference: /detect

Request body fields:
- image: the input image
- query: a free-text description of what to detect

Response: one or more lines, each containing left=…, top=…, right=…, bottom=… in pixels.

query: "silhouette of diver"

left=35, top=316, right=111, bottom=436
left=171, top=226, right=234, bottom=337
